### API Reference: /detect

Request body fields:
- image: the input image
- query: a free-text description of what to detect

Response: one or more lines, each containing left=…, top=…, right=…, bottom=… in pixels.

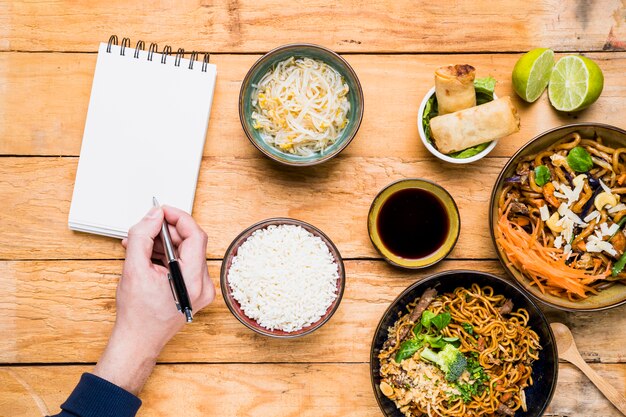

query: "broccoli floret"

left=420, top=344, right=467, bottom=382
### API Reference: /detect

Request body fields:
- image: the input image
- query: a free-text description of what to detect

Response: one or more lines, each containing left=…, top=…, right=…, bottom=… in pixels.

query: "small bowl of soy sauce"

left=368, top=179, right=460, bottom=269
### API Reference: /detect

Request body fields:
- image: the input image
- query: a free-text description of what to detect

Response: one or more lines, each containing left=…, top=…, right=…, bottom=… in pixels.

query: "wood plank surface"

left=2, top=1, right=626, bottom=53
left=1, top=259, right=625, bottom=364
left=1, top=52, right=625, bottom=157
left=1, top=156, right=505, bottom=260
left=2, top=363, right=625, bottom=417
left=3, top=2, right=626, bottom=416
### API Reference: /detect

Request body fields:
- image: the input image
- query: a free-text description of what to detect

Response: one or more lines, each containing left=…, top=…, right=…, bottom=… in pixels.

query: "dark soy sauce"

left=377, top=188, right=449, bottom=259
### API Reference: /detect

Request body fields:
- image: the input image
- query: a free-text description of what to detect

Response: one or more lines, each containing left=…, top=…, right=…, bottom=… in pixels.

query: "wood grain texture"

left=1, top=259, right=625, bottom=364
left=552, top=323, right=626, bottom=414
left=0, top=156, right=505, bottom=260
left=2, top=1, right=626, bottom=53
left=2, top=363, right=625, bottom=417
left=1, top=52, right=625, bottom=157
left=3, top=1, right=626, bottom=416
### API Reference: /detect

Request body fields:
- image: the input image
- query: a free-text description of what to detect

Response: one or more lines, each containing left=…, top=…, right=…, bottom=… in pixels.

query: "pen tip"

left=153, top=196, right=159, bottom=207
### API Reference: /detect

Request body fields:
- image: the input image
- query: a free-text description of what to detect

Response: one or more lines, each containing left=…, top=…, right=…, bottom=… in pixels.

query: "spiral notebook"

left=69, top=36, right=217, bottom=238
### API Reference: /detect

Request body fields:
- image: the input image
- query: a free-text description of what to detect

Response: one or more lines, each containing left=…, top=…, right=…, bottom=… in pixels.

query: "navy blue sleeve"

left=48, top=373, right=142, bottom=417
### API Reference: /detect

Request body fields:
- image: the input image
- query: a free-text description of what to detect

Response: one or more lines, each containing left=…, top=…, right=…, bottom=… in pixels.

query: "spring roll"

left=430, top=96, right=520, bottom=154
left=435, top=64, right=476, bottom=115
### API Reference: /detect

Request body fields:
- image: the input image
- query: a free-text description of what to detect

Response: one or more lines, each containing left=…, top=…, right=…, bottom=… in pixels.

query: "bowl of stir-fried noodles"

left=490, top=123, right=626, bottom=311
left=370, top=270, right=557, bottom=417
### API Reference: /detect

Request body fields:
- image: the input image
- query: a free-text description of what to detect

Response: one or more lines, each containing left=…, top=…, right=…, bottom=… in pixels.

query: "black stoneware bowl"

left=370, top=270, right=558, bottom=417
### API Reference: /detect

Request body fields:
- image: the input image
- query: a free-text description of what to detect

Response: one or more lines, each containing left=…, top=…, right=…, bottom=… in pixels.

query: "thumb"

left=126, top=206, right=164, bottom=267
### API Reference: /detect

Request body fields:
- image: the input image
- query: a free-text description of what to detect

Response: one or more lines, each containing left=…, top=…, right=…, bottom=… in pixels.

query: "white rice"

left=227, top=224, right=339, bottom=332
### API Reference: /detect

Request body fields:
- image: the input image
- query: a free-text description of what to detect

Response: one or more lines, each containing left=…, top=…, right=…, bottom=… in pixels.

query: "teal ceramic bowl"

left=239, top=43, right=364, bottom=166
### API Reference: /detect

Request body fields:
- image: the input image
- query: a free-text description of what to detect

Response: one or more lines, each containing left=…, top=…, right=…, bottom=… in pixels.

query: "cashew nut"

left=594, top=192, right=618, bottom=211
left=550, top=154, right=567, bottom=167
left=380, top=381, right=395, bottom=397
left=573, top=174, right=587, bottom=188
left=546, top=212, right=564, bottom=233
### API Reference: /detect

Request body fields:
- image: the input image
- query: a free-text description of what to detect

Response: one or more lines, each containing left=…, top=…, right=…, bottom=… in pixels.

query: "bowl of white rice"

left=220, top=218, right=345, bottom=338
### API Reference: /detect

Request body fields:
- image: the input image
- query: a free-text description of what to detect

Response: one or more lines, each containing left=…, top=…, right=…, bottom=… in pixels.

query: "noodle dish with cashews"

left=496, top=130, right=626, bottom=302
left=370, top=271, right=557, bottom=417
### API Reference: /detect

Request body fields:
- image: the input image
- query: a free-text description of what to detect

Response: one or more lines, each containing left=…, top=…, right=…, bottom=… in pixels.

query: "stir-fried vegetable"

left=534, top=165, right=551, bottom=186
left=567, top=146, right=593, bottom=172
left=612, top=252, right=626, bottom=276
left=395, top=310, right=460, bottom=363
left=497, top=213, right=607, bottom=298
left=420, top=344, right=468, bottom=382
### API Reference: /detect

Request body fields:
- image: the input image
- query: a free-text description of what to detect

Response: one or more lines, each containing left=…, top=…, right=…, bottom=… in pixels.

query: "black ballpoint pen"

left=153, top=197, right=193, bottom=322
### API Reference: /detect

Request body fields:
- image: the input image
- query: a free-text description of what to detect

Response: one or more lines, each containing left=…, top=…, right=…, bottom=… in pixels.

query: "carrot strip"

left=496, top=210, right=608, bottom=299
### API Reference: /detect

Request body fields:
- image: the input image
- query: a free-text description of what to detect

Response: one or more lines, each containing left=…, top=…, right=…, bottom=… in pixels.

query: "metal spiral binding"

left=120, top=37, right=131, bottom=56
left=174, top=48, right=184, bottom=67
left=105, top=36, right=208, bottom=73
left=133, top=40, right=145, bottom=59
left=106, top=35, right=118, bottom=53
left=202, top=53, right=211, bottom=72
left=188, top=52, right=198, bottom=70
left=147, top=43, right=158, bottom=61
left=161, top=45, right=172, bottom=64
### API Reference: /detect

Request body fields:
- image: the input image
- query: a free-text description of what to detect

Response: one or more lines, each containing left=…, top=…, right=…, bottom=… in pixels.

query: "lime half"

left=548, top=55, right=604, bottom=112
left=512, top=48, right=555, bottom=102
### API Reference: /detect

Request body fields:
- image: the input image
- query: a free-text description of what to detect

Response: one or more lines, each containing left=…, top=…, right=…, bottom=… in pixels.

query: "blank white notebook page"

left=69, top=42, right=217, bottom=238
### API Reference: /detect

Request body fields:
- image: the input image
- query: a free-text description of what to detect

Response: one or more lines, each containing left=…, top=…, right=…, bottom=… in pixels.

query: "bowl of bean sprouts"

left=239, top=43, right=364, bottom=166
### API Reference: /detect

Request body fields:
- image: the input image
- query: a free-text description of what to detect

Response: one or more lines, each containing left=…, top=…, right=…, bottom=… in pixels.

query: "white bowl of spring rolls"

left=418, top=65, right=521, bottom=164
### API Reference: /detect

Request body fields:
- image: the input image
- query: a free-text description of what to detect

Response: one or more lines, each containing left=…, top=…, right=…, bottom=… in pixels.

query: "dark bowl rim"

left=238, top=43, right=365, bottom=167
left=368, top=269, right=559, bottom=417
left=220, top=217, right=346, bottom=338
left=489, top=122, right=626, bottom=312
left=367, top=178, right=461, bottom=269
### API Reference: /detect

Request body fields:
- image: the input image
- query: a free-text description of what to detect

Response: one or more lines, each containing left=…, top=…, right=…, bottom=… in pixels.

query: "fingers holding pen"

left=123, top=204, right=213, bottom=310
left=162, top=205, right=208, bottom=262
left=162, top=206, right=205, bottom=240
left=151, top=225, right=183, bottom=253
left=161, top=206, right=213, bottom=307
left=125, top=206, right=164, bottom=270
left=123, top=214, right=182, bottom=268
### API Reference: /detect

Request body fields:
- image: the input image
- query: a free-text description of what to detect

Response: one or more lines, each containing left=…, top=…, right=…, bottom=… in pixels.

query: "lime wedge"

left=512, top=48, right=555, bottom=102
left=548, top=55, right=604, bottom=112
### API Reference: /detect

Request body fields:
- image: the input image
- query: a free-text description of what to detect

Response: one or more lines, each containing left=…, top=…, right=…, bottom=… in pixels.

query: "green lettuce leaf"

left=421, top=310, right=436, bottom=328
left=449, top=142, right=490, bottom=159
left=474, top=76, right=497, bottom=105
left=431, top=312, right=451, bottom=331
left=395, top=338, right=424, bottom=363
left=422, top=95, right=438, bottom=143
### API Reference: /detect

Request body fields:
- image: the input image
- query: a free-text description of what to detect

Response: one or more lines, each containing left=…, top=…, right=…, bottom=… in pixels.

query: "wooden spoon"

left=551, top=322, right=626, bottom=415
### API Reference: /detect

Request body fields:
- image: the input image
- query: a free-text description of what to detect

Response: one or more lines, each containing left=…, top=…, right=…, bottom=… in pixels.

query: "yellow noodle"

left=496, top=131, right=626, bottom=299
left=379, top=285, right=541, bottom=417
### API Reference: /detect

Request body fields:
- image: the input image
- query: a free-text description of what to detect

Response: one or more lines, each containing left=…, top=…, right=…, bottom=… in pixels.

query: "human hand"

left=93, top=206, right=215, bottom=394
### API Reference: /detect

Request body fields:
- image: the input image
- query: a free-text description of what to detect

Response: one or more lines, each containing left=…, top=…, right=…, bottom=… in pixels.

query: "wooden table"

left=2, top=1, right=626, bottom=416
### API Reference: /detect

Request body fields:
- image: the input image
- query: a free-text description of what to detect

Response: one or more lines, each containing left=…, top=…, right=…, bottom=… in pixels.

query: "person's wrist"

left=93, top=325, right=162, bottom=395
left=112, top=323, right=165, bottom=359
